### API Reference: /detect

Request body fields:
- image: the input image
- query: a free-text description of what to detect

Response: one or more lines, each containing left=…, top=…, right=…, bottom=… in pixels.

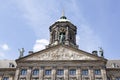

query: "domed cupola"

left=48, top=13, right=78, bottom=48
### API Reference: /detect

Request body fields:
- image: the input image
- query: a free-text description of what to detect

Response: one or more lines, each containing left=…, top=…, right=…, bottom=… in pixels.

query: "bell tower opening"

left=59, top=32, right=66, bottom=44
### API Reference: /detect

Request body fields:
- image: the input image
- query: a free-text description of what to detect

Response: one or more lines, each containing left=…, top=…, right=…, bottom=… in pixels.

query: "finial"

left=62, top=9, right=65, bottom=17
left=60, top=9, right=67, bottom=19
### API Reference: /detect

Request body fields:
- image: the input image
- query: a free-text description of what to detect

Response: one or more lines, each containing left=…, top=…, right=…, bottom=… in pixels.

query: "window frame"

left=45, top=69, right=51, bottom=75
left=3, top=77, right=9, bottom=80
left=21, top=69, right=27, bottom=75
left=69, top=69, right=76, bottom=75
left=82, top=69, right=88, bottom=76
left=94, top=69, right=101, bottom=75
left=32, top=69, right=39, bottom=75
left=116, top=77, right=120, bottom=80
left=57, top=69, right=64, bottom=75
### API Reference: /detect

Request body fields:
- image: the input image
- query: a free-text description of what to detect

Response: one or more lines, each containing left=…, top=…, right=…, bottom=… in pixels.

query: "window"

left=9, top=63, right=15, bottom=68
left=57, top=69, right=64, bottom=75
left=69, top=69, right=76, bottom=75
left=32, top=69, right=39, bottom=75
left=94, top=69, right=101, bottom=75
left=107, top=77, right=111, bottom=80
left=116, top=77, right=120, bottom=80
left=112, top=63, right=119, bottom=68
left=21, top=69, right=27, bottom=75
left=3, top=77, right=9, bottom=80
left=82, top=69, right=88, bottom=76
left=45, top=69, right=51, bottom=75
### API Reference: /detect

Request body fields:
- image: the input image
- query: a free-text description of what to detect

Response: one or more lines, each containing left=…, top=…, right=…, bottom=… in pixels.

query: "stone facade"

left=0, top=15, right=120, bottom=80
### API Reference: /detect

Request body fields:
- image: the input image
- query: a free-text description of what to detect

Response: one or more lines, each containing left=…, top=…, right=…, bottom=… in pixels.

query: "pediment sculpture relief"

left=26, top=47, right=96, bottom=60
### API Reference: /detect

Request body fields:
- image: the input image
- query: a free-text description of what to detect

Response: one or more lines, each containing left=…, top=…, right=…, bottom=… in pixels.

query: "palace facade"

left=0, top=15, right=120, bottom=80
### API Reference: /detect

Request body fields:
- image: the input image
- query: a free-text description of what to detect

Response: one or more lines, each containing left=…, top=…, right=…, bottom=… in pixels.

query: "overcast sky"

left=0, top=0, right=120, bottom=60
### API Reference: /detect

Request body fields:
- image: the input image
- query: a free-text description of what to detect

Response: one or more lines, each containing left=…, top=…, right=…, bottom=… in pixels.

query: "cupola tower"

left=48, top=13, right=78, bottom=48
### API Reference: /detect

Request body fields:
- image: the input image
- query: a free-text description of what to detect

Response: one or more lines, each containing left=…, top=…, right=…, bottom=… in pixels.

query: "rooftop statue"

left=18, top=48, right=25, bottom=58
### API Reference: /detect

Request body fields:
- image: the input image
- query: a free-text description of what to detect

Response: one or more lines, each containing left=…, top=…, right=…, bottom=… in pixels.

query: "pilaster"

left=89, top=66, right=94, bottom=80
left=101, top=67, right=107, bottom=80
left=14, top=68, right=20, bottom=80
left=64, top=66, right=68, bottom=80
left=76, top=66, right=81, bottom=80
left=39, top=66, right=44, bottom=80
left=26, top=67, right=32, bottom=80
left=51, top=66, right=56, bottom=80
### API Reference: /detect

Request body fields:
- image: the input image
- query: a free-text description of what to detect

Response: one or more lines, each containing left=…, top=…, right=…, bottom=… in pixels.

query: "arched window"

left=59, top=32, right=65, bottom=44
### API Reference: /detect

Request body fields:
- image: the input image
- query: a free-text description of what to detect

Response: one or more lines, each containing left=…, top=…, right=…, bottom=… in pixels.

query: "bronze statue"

left=99, top=47, right=104, bottom=57
left=59, top=33, right=65, bottom=44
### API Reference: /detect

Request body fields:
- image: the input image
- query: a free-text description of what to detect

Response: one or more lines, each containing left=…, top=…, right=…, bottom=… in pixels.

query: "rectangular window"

left=94, top=69, right=101, bottom=75
left=69, top=69, right=76, bottom=75
left=82, top=69, right=88, bottom=76
left=116, top=77, right=120, bottom=80
left=57, top=69, right=64, bottom=75
left=32, top=69, right=39, bottom=75
left=3, top=77, right=9, bottom=80
left=21, top=69, right=27, bottom=75
left=45, top=69, right=51, bottom=75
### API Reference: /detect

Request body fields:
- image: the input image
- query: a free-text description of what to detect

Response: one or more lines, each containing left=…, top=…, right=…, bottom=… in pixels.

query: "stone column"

left=14, top=68, right=20, bottom=80
left=89, top=67, right=94, bottom=80
left=55, top=31, right=57, bottom=41
left=39, top=66, right=44, bottom=80
left=26, top=67, right=32, bottom=80
left=52, top=66, right=56, bottom=80
left=66, top=27, right=69, bottom=40
left=101, top=67, right=107, bottom=80
left=50, top=32, right=52, bottom=44
left=64, top=66, right=68, bottom=80
left=65, top=27, right=69, bottom=45
left=55, top=29, right=59, bottom=44
left=76, top=67, right=81, bottom=80
left=0, top=76, right=2, bottom=80
left=9, top=76, right=13, bottom=80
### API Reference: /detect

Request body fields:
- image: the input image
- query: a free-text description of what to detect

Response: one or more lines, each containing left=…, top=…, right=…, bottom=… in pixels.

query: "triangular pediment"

left=17, top=45, right=106, bottom=61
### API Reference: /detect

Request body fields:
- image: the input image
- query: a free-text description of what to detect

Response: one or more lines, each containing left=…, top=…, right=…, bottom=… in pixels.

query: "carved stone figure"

left=18, top=48, right=25, bottom=58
